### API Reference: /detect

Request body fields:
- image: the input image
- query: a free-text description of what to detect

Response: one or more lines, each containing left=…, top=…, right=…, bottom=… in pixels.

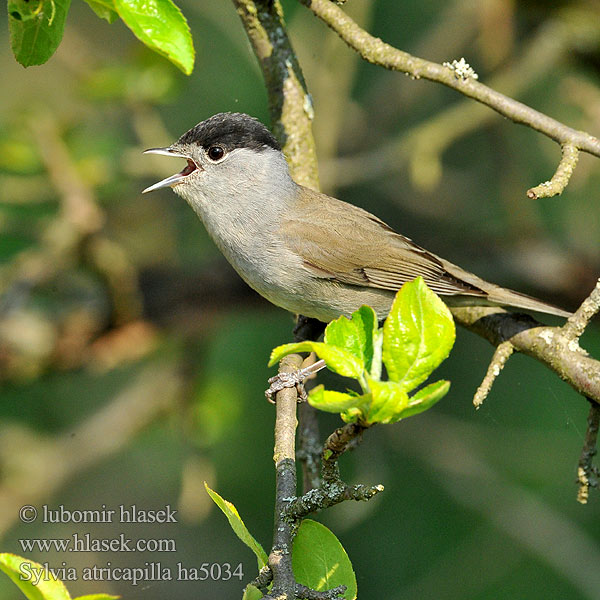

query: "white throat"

left=173, top=146, right=299, bottom=293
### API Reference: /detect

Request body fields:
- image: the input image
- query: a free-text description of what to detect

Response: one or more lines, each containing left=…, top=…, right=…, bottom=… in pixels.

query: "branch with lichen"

left=452, top=280, right=600, bottom=408
left=319, top=15, right=595, bottom=191
left=299, top=0, right=600, bottom=198
left=577, top=402, right=599, bottom=505
left=527, top=143, right=579, bottom=199
left=285, top=422, right=384, bottom=519
left=472, top=341, right=515, bottom=409
left=232, top=0, right=320, bottom=190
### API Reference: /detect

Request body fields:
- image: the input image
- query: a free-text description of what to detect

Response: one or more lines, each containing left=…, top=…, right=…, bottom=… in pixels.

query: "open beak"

left=142, top=147, right=200, bottom=193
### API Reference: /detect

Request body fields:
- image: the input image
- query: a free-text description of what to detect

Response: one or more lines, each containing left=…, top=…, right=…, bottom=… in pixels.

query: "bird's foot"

left=265, top=359, right=327, bottom=403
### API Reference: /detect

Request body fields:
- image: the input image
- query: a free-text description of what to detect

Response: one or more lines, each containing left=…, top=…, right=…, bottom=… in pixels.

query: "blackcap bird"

left=143, top=112, right=571, bottom=321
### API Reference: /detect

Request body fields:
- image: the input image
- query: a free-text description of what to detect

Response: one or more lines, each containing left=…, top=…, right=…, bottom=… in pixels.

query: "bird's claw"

left=265, top=359, right=327, bottom=403
left=265, top=370, right=308, bottom=403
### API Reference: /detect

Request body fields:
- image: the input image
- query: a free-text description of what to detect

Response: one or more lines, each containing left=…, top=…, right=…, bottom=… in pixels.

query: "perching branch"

left=265, top=353, right=303, bottom=600
left=299, top=0, right=600, bottom=197
left=265, top=354, right=350, bottom=600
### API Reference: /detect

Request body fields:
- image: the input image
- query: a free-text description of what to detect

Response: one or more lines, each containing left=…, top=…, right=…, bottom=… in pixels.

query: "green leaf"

left=324, top=305, right=378, bottom=375
left=8, top=0, right=71, bottom=67
left=402, top=380, right=450, bottom=418
left=383, top=277, right=455, bottom=392
left=81, top=0, right=118, bottom=23
left=204, top=483, right=268, bottom=569
left=0, top=553, right=72, bottom=600
left=269, top=342, right=363, bottom=379
left=113, top=0, right=194, bottom=75
left=242, top=584, right=263, bottom=600
left=371, top=328, right=383, bottom=380
left=292, top=520, right=357, bottom=600
left=365, top=379, right=409, bottom=424
left=308, top=385, right=366, bottom=413
left=242, top=585, right=263, bottom=600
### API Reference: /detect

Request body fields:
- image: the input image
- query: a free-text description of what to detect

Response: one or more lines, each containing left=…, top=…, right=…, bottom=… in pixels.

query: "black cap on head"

left=177, top=112, right=281, bottom=153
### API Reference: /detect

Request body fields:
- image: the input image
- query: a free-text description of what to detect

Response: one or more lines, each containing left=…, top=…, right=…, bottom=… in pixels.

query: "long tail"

left=440, top=258, right=573, bottom=318
left=485, top=286, right=572, bottom=318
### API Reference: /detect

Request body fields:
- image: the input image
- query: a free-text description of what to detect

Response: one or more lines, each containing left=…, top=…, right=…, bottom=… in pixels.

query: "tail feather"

left=485, top=286, right=572, bottom=318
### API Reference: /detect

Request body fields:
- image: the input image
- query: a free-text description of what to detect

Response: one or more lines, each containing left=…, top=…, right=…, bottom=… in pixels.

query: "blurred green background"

left=1, top=0, right=600, bottom=598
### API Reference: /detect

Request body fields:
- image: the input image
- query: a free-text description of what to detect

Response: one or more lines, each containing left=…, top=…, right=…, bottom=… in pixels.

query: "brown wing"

left=282, top=187, right=488, bottom=298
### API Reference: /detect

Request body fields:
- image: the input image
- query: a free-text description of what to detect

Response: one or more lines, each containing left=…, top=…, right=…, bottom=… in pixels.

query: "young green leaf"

left=383, top=277, right=455, bottom=392
left=114, top=0, right=194, bottom=75
left=292, top=520, right=357, bottom=600
left=340, top=406, right=364, bottom=424
left=324, top=306, right=378, bottom=375
left=370, top=328, right=383, bottom=380
left=205, top=483, right=268, bottom=569
left=8, top=0, right=72, bottom=67
left=308, top=386, right=366, bottom=413
left=82, top=0, right=118, bottom=23
left=364, top=379, right=409, bottom=424
left=269, top=342, right=364, bottom=378
left=0, top=553, right=72, bottom=600
left=401, top=380, right=450, bottom=418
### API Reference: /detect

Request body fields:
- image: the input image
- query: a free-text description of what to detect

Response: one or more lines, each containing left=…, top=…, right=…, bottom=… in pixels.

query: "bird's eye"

left=207, top=146, right=225, bottom=161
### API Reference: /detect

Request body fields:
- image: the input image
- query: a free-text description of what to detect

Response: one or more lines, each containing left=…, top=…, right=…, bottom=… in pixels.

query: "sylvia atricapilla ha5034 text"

left=143, top=112, right=571, bottom=322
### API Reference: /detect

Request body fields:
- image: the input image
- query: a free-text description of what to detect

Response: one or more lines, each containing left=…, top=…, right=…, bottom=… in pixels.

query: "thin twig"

left=297, top=355, right=324, bottom=492
left=293, top=316, right=327, bottom=492
left=321, top=16, right=584, bottom=190
left=298, top=401, right=322, bottom=492
left=473, top=341, right=515, bottom=408
left=286, top=422, right=384, bottom=519
left=527, top=143, right=579, bottom=199
left=300, top=0, right=600, bottom=198
left=562, top=278, right=600, bottom=342
left=577, top=401, right=600, bottom=504
left=250, top=564, right=273, bottom=592
left=322, top=422, right=368, bottom=472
